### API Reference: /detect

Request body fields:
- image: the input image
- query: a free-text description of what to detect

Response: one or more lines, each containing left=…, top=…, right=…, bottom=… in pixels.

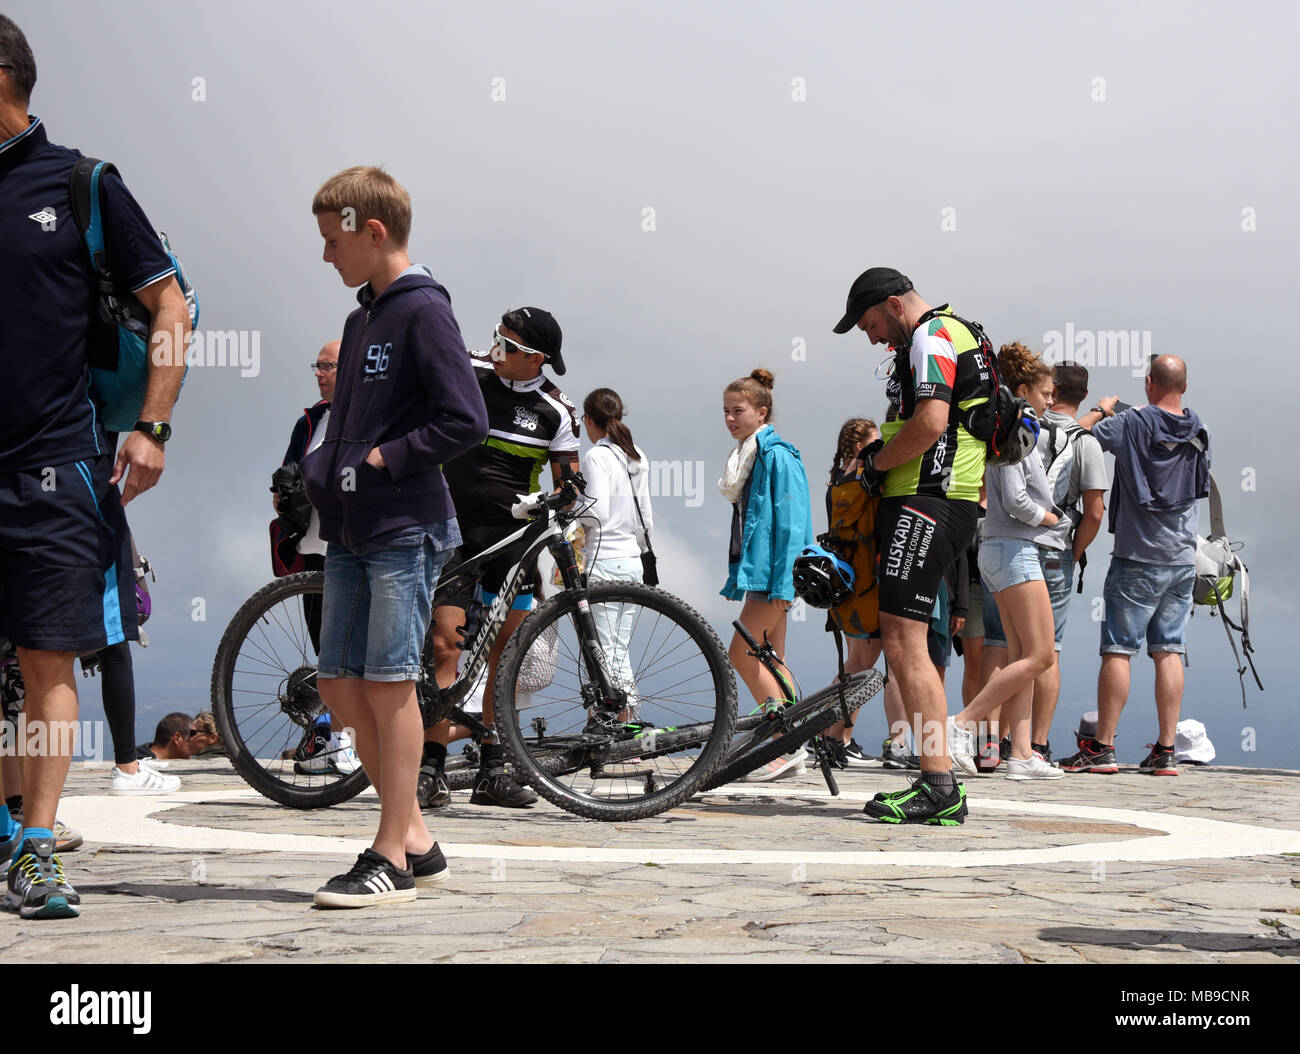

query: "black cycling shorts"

left=436, top=519, right=535, bottom=610
left=0, top=454, right=137, bottom=652
left=875, top=496, right=979, bottom=624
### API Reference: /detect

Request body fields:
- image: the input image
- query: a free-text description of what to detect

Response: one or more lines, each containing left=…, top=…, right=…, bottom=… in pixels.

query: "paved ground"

left=4, top=759, right=1299, bottom=963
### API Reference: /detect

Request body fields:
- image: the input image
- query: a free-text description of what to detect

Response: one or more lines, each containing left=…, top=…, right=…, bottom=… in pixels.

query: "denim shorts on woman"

left=1100, top=556, right=1195, bottom=656
left=318, top=520, right=460, bottom=682
left=978, top=537, right=1045, bottom=594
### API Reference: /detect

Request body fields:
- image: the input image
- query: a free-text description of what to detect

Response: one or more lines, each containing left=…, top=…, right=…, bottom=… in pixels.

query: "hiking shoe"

left=470, top=771, right=538, bottom=808
left=8, top=812, right=82, bottom=854
left=405, top=843, right=451, bottom=888
left=947, top=717, right=978, bottom=777
left=880, top=738, right=920, bottom=770
left=110, top=764, right=181, bottom=795
left=1005, top=754, right=1066, bottom=781
left=313, top=849, right=415, bottom=908
left=3, top=837, right=79, bottom=919
left=1059, top=736, right=1118, bottom=774
left=416, top=763, right=451, bottom=810
left=1139, top=743, right=1179, bottom=776
left=743, top=747, right=809, bottom=783
left=843, top=740, right=881, bottom=768
left=863, top=778, right=967, bottom=825
left=294, top=729, right=362, bottom=775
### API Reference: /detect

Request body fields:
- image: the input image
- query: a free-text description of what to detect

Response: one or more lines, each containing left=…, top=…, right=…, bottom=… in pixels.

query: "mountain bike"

left=696, top=621, right=885, bottom=794
left=211, top=470, right=738, bottom=819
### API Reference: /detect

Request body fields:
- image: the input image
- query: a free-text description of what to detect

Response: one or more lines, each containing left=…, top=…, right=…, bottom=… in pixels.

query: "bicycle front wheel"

left=494, top=583, right=737, bottom=820
left=210, top=572, right=371, bottom=809
left=698, top=669, right=885, bottom=792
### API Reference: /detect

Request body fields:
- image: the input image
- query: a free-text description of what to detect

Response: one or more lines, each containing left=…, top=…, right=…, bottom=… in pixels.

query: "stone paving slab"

left=3, top=759, right=1297, bottom=963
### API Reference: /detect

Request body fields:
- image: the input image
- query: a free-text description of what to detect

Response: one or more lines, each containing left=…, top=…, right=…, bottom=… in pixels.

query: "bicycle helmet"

left=988, top=401, right=1041, bottom=467
left=792, top=545, right=855, bottom=608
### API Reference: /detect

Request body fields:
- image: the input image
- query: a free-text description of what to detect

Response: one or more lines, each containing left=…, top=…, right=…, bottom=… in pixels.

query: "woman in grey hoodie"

left=951, top=344, right=1065, bottom=781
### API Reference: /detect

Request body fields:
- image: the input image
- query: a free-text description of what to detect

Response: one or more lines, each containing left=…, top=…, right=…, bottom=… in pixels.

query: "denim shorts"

left=979, top=538, right=1045, bottom=593
left=1039, top=547, right=1074, bottom=652
left=1100, top=556, right=1195, bottom=656
left=318, top=520, right=460, bottom=682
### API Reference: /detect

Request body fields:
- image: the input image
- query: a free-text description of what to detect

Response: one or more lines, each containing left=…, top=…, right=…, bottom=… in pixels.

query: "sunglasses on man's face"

left=490, top=325, right=545, bottom=362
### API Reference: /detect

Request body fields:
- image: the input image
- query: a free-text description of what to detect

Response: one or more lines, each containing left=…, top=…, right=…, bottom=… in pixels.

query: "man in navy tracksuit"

left=303, top=165, right=487, bottom=908
left=0, top=16, right=190, bottom=919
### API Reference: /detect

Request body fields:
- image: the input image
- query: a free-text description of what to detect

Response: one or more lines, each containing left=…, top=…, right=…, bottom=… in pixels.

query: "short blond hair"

left=312, top=166, right=412, bottom=248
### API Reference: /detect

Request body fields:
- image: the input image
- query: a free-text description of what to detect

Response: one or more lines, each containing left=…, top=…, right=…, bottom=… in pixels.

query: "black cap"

left=502, top=307, right=565, bottom=375
left=832, top=268, right=914, bottom=334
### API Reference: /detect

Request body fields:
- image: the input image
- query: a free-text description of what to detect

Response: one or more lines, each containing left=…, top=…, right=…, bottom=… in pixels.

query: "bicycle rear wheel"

left=211, top=572, right=371, bottom=809
left=698, top=669, right=885, bottom=792
left=494, top=583, right=737, bottom=820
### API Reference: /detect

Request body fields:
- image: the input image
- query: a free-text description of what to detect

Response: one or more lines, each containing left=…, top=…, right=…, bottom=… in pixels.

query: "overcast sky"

left=10, top=0, right=1297, bottom=767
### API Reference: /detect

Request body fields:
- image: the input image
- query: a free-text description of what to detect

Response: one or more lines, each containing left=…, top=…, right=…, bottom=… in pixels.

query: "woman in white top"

left=580, top=389, right=654, bottom=712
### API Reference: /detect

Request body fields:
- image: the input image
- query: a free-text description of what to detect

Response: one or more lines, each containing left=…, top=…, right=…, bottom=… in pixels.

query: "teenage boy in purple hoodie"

left=303, top=166, right=488, bottom=907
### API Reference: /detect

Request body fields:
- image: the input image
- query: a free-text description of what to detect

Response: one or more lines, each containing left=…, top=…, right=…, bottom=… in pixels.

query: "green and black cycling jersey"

left=442, top=353, right=580, bottom=523
left=880, top=306, right=989, bottom=503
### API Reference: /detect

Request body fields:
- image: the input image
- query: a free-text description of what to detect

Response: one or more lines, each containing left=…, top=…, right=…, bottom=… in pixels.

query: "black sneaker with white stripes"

left=313, top=849, right=415, bottom=908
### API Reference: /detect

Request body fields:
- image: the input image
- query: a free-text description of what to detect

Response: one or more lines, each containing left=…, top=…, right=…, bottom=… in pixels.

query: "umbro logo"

left=29, top=208, right=57, bottom=226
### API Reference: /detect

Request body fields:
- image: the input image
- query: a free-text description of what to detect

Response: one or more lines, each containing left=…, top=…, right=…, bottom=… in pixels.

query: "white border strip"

left=56, top=786, right=1300, bottom=869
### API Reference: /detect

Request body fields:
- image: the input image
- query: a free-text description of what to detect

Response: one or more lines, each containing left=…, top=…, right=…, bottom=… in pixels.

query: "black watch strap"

left=134, top=421, right=172, bottom=443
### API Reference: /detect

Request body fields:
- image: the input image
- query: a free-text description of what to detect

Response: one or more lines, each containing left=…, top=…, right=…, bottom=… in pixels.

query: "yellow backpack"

left=821, top=472, right=880, bottom=636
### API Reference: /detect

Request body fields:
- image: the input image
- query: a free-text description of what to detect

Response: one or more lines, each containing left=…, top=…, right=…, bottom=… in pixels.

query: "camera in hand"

left=271, top=462, right=313, bottom=535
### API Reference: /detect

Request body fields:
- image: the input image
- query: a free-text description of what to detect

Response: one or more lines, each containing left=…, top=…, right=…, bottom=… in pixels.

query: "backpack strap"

left=69, top=157, right=118, bottom=278
left=1206, top=472, right=1226, bottom=540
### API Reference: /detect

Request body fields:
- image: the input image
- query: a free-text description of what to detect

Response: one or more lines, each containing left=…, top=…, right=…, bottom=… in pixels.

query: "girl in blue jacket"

left=719, top=369, right=814, bottom=777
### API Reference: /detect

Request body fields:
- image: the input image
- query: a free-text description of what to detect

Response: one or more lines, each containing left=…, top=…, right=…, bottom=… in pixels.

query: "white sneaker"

left=743, top=747, right=809, bottom=783
left=334, top=730, right=361, bottom=775
left=110, top=764, right=181, bottom=795
left=947, top=717, right=978, bottom=777
left=1005, top=753, right=1066, bottom=781
left=139, top=756, right=169, bottom=770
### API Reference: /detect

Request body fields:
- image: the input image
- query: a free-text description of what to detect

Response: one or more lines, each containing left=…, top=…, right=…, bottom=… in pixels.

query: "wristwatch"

left=134, top=420, right=172, bottom=444
left=1089, top=405, right=1113, bottom=419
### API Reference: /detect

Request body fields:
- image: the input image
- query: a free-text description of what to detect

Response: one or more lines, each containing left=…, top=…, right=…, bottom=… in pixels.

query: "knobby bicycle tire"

left=211, top=572, right=371, bottom=809
left=697, top=669, right=885, bottom=792
left=493, top=583, right=737, bottom=820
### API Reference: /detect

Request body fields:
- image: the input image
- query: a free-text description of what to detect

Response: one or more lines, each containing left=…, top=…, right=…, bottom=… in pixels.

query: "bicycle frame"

left=420, top=480, right=626, bottom=727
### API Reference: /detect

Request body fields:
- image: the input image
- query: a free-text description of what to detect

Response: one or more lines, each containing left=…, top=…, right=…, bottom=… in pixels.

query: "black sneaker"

left=1032, top=742, right=1053, bottom=764
left=313, top=849, right=415, bottom=908
left=842, top=740, right=878, bottom=768
left=863, top=777, right=967, bottom=826
left=1138, top=743, right=1179, bottom=776
left=1058, top=735, right=1118, bottom=774
left=470, top=771, right=538, bottom=808
left=3, top=837, right=79, bottom=919
left=999, top=736, right=1011, bottom=762
left=405, top=843, right=451, bottom=888
left=416, top=763, right=451, bottom=809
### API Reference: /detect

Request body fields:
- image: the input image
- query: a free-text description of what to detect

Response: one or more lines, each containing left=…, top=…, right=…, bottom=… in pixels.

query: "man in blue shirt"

left=1063, top=356, right=1210, bottom=777
left=0, top=15, right=190, bottom=919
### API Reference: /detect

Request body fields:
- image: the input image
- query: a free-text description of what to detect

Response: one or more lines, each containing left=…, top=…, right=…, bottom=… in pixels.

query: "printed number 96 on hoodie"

left=366, top=343, right=392, bottom=375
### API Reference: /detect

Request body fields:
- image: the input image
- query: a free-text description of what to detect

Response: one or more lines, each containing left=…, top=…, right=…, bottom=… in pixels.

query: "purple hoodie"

left=301, top=269, right=488, bottom=548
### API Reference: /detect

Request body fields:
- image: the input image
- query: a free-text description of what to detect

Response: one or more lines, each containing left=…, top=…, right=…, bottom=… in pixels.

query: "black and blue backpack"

left=69, top=157, right=199, bottom=433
